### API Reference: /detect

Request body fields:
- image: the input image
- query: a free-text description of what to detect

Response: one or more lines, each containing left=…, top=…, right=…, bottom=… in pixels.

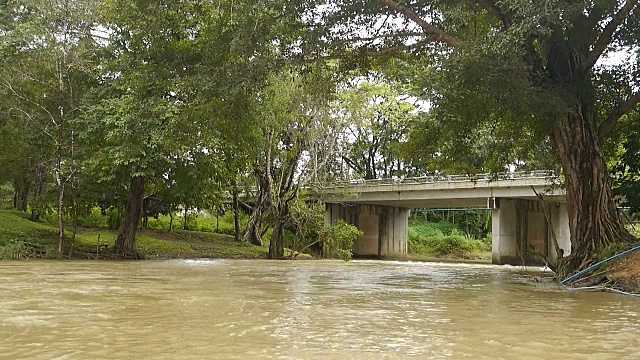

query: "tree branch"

left=581, top=0, right=639, bottom=72
left=477, top=0, right=512, bottom=30
left=339, top=32, right=429, bottom=43
left=379, top=0, right=462, bottom=47
left=599, top=91, right=640, bottom=139
left=289, top=38, right=435, bottom=65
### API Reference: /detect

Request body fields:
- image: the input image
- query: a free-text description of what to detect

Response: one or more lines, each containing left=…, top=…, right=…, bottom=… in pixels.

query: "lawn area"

left=0, top=210, right=268, bottom=260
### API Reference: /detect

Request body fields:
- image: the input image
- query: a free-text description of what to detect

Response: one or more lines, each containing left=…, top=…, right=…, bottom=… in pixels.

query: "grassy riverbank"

left=0, top=210, right=267, bottom=260
left=1, top=209, right=492, bottom=261
left=408, top=218, right=492, bottom=261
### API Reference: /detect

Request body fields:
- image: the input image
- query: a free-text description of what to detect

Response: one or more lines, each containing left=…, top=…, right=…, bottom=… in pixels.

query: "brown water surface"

left=0, top=260, right=638, bottom=359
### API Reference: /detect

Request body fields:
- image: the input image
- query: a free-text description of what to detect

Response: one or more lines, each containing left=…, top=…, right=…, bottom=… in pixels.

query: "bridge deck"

left=314, top=172, right=565, bottom=208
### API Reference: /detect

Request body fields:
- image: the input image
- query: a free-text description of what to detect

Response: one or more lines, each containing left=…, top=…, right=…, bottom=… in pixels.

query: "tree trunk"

left=244, top=208, right=264, bottom=246
left=183, top=207, right=188, bottom=231
left=14, top=177, right=30, bottom=212
left=233, top=190, right=241, bottom=241
left=69, top=200, right=78, bottom=259
left=554, top=107, right=635, bottom=278
left=269, top=216, right=286, bottom=259
left=56, top=182, right=65, bottom=259
left=169, top=209, right=174, bottom=232
left=114, top=176, right=145, bottom=259
left=243, top=174, right=269, bottom=246
left=30, top=164, right=46, bottom=222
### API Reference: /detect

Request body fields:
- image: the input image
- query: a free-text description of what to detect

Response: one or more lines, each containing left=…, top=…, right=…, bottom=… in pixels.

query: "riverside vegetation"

left=0, top=208, right=490, bottom=261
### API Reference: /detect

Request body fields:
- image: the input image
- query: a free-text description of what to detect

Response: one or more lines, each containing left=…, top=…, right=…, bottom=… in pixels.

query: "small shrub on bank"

left=0, top=239, right=33, bottom=259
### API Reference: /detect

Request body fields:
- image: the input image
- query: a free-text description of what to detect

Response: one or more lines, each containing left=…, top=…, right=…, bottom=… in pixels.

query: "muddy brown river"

left=0, top=260, right=638, bottom=359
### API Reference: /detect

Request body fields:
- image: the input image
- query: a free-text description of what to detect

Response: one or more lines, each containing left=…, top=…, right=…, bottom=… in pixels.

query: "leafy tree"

left=300, top=0, right=640, bottom=277
left=1, top=0, right=101, bottom=257
left=339, top=81, right=418, bottom=179
left=243, top=67, right=345, bottom=258
left=89, top=0, right=308, bottom=257
left=612, top=113, right=640, bottom=216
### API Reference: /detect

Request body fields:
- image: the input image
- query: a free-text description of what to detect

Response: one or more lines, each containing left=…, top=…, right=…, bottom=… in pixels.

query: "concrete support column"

left=548, top=203, right=571, bottom=265
left=354, top=205, right=379, bottom=256
left=325, top=203, right=409, bottom=258
left=492, top=199, right=519, bottom=265
left=379, top=207, right=409, bottom=257
left=492, top=198, right=571, bottom=267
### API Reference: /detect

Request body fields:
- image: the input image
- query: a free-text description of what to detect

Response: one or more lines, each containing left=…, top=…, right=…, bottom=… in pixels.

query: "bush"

left=284, top=200, right=362, bottom=260
left=322, top=219, right=362, bottom=261
left=0, top=239, right=33, bottom=260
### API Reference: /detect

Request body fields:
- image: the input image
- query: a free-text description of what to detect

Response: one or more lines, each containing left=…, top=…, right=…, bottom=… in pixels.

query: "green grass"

left=0, top=210, right=267, bottom=260
left=408, top=218, right=491, bottom=261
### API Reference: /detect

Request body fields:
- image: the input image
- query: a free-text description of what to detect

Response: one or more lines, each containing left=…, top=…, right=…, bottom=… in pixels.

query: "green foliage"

left=287, top=199, right=328, bottom=256
left=322, top=219, right=362, bottom=261
left=339, top=81, right=419, bottom=179
left=408, top=218, right=491, bottom=258
left=285, top=200, right=361, bottom=261
left=611, top=114, right=640, bottom=216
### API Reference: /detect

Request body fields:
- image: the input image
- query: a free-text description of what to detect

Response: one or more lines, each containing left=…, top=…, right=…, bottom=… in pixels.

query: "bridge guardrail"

left=311, top=171, right=560, bottom=189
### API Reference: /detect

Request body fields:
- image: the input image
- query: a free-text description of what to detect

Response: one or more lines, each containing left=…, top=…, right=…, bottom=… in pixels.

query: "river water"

left=0, top=260, right=638, bottom=359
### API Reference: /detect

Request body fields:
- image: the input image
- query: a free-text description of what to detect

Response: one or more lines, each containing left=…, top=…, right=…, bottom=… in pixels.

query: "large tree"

left=243, top=67, right=346, bottom=258
left=298, top=0, right=640, bottom=277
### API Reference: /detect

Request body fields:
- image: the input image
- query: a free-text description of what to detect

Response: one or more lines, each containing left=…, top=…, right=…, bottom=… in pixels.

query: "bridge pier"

left=325, top=203, right=409, bottom=258
left=491, top=199, right=571, bottom=266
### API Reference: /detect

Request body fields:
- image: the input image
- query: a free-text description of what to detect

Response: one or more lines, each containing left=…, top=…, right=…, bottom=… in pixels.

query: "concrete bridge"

left=315, top=171, right=571, bottom=267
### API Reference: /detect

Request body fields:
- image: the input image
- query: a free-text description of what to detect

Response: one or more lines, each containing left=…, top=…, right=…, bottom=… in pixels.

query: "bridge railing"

left=311, top=171, right=559, bottom=189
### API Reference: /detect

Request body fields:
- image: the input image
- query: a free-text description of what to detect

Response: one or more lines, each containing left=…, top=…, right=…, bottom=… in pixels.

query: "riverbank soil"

left=606, top=251, right=640, bottom=294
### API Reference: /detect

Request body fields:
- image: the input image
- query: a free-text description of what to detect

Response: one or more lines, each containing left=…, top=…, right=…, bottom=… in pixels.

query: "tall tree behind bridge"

left=339, top=81, right=418, bottom=179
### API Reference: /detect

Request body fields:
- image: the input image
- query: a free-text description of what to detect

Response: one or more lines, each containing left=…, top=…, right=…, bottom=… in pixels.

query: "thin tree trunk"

left=114, top=176, right=145, bottom=259
left=233, top=190, right=241, bottom=241
left=244, top=173, right=269, bottom=246
left=244, top=207, right=264, bottom=246
left=69, top=200, right=78, bottom=259
left=554, top=107, right=635, bottom=278
left=183, top=206, right=188, bottom=231
left=56, top=181, right=65, bottom=259
left=169, top=209, right=174, bottom=232
left=269, top=201, right=291, bottom=260
left=21, top=182, right=29, bottom=212
left=30, top=164, right=46, bottom=222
